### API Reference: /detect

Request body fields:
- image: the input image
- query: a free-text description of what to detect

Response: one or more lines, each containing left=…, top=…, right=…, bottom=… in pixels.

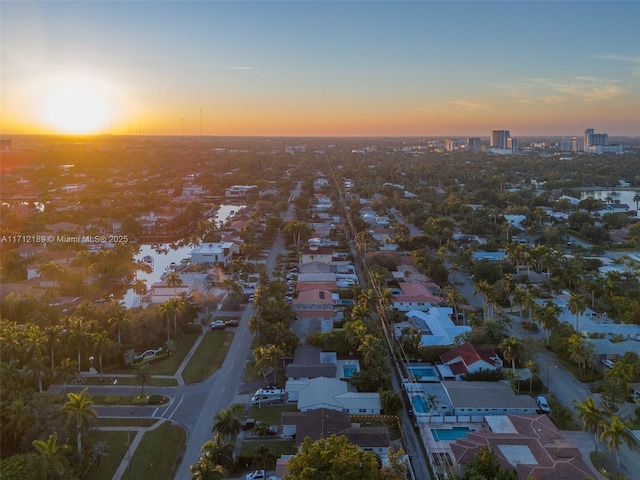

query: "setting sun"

left=41, top=74, right=112, bottom=134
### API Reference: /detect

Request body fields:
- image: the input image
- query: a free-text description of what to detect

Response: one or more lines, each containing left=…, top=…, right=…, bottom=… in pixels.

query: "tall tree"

left=499, top=336, right=523, bottom=376
left=576, top=397, right=608, bottom=455
left=134, top=362, right=154, bottom=397
left=567, top=292, right=587, bottom=332
left=32, top=433, right=70, bottom=480
left=212, top=406, right=242, bottom=441
left=108, top=306, right=130, bottom=345
left=600, top=415, right=636, bottom=474
left=61, top=388, right=97, bottom=458
left=286, top=434, right=380, bottom=480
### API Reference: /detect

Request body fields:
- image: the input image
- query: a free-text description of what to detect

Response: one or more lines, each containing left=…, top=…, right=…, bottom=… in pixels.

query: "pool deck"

left=418, top=420, right=490, bottom=474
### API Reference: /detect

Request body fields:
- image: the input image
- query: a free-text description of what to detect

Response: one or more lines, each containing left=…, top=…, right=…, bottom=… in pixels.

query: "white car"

left=536, top=395, right=550, bottom=413
left=246, top=471, right=265, bottom=480
left=601, top=359, right=614, bottom=369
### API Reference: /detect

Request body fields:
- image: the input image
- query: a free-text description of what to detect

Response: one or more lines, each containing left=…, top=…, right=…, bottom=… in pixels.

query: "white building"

left=295, top=377, right=381, bottom=414
left=190, top=242, right=234, bottom=265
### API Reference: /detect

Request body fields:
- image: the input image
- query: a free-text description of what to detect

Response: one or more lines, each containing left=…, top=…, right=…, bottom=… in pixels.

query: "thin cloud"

left=450, top=100, right=488, bottom=112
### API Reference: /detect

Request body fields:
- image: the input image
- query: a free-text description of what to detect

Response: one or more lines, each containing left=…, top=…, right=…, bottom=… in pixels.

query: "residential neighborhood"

left=2, top=134, right=640, bottom=480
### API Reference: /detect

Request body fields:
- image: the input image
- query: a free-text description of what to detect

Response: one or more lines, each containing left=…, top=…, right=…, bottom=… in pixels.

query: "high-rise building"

left=467, top=137, right=482, bottom=153
left=584, top=128, right=608, bottom=152
left=491, top=130, right=510, bottom=149
left=507, top=137, right=518, bottom=152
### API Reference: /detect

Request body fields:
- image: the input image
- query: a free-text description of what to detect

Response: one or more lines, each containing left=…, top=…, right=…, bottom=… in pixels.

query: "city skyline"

left=1, top=1, right=639, bottom=137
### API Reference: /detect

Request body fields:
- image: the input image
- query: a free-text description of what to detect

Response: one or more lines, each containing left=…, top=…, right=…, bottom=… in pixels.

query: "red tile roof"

left=440, top=342, right=501, bottom=370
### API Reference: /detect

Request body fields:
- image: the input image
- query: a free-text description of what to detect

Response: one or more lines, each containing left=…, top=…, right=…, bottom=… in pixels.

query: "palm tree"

left=253, top=443, right=276, bottom=470
left=55, top=357, right=79, bottom=394
left=134, top=362, right=154, bottom=397
left=61, top=388, right=97, bottom=458
left=568, top=292, right=587, bottom=332
left=512, top=287, right=528, bottom=323
left=92, top=329, right=112, bottom=382
left=473, top=280, right=494, bottom=320
left=426, top=394, right=438, bottom=424
left=525, top=360, right=540, bottom=393
left=159, top=297, right=185, bottom=341
left=90, top=440, right=109, bottom=467
left=67, top=316, right=90, bottom=371
left=600, top=415, right=636, bottom=473
left=568, top=334, right=587, bottom=375
left=0, top=320, right=24, bottom=365
left=108, top=307, right=130, bottom=345
left=500, top=273, right=517, bottom=310
left=165, top=271, right=183, bottom=297
left=212, top=406, right=242, bottom=441
left=23, top=324, right=48, bottom=365
left=499, top=335, right=523, bottom=376
left=576, top=397, right=608, bottom=455
left=2, top=397, right=35, bottom=448
left=33, top=433, right=70, bottom=480
left=633, top=192, right=640, bottom=211
left=123, top=349, right=137, bottom=366
left=343, top=319, right=367, bottom=354
left=199, top=434, right=235, bottom=472
left=357, top=333, right=385, bottom=367
left=190, top=459, right=227, bottom=480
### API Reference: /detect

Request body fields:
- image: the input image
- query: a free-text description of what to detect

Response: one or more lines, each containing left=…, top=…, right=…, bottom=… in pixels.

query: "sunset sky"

left=1, top=1, right=639, bottom=137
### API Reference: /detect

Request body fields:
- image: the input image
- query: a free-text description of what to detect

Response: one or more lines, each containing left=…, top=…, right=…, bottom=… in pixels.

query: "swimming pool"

left=412, top=395, right=428, bottom=414
left=343, top=365, right=357, bottom=378
left=407, top=365, right=439, bottom=382
left=431, top=426, right=471, bottom=441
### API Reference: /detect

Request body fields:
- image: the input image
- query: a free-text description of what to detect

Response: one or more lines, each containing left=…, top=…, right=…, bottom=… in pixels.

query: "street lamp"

left=89, top=356, right=94, bottom=370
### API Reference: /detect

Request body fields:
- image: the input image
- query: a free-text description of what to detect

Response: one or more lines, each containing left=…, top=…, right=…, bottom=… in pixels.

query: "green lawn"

left=248, top=405, right=298, bottom=425
left=356, top=417, right=403, bottom=442
left=104, top=333, right=200, bottom=376
left=95, top=418, right=159, bottom=427
left=239, top=439, right=296, bottom=458
left=182, top=331, right=234, bottom=384
left=83, top=376, right=179, bottom=387
left=121, top=422, right=186, bottom=480
left=84, top=430, right=129, bottom=480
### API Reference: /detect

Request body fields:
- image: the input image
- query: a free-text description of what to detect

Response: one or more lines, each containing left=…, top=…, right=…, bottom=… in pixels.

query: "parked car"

left=246, top=470, right=265, bottom=480
left=224, top=319, right=239, bottom=327
left=536, top=395, right=550, bottom=413
left=210, top=320, right=226, bottom=330
left=601, top=359, right=614, bottom=369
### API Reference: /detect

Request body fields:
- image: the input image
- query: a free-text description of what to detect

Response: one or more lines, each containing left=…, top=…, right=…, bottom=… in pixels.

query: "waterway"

left=121, top=204, right=244, bottom=307
left=579, top=189, right=638, bottom=208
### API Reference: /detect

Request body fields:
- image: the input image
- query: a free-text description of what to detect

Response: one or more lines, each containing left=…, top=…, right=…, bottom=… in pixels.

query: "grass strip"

left=181, top=331, right=234, bottom=384
left=121, top=422, right=186, bottom=480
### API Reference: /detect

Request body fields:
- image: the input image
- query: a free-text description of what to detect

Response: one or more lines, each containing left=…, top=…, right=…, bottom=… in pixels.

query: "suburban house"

left=289, top=376, right=381, bottom=414
left=292, top=289, right=338, bottom=320
left=402, top=309, right=471, bottom=347
left=450, top=414, right=595, bottom=480
left=442, top=381, right=538, bottom=416
left=295, top=273, right=337, bottom=293
left=439, top=342, right=503, bottom=380
left=299, top=245, right=334, bottom=265
left=285, top=345, right=361, bottom=389
left=190, top=242, right=234, bottom=266
left=224, top=184, right=256, bottom=198
left=281, top=408, right=390, bottom=455
left=286, top=345, right=337, bottom=382
left=392, top=282, right=442, bottom=311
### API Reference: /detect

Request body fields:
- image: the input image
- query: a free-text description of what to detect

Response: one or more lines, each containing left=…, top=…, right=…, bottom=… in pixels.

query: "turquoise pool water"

left=412, top=395, right=428, bottom=413
left=343, top=365, right=357, bottom=378
left=431, top=427, right=471, bottom=441
left=407, top=366, right=439, bottom=381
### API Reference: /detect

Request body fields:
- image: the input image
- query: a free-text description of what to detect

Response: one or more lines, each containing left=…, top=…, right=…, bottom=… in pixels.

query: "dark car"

left=225, top=319, right=239, bottom=327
